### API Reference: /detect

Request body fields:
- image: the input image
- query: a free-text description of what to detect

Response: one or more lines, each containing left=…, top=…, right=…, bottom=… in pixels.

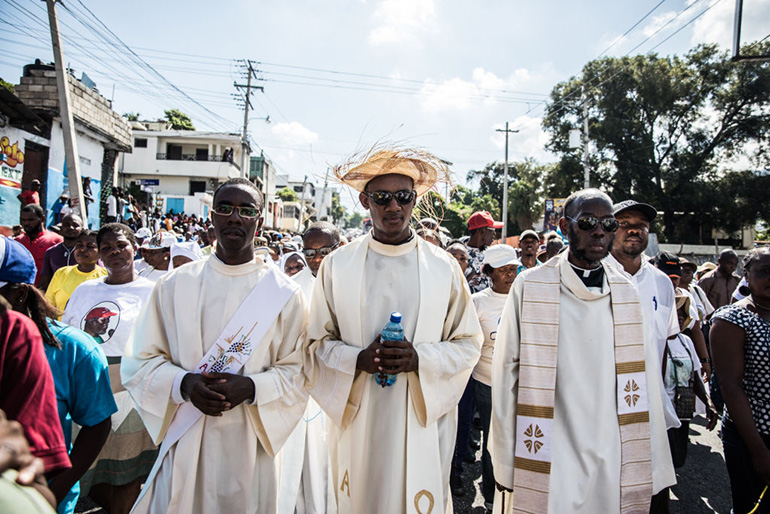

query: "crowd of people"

left=1, top=147, right=769, bottom=514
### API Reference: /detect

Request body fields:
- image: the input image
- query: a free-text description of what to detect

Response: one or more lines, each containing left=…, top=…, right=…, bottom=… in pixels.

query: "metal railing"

left=155, top=153, right=240, bottom=170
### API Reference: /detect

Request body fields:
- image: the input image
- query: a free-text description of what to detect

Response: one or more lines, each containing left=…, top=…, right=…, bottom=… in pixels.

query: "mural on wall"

left=0, top=136, right=24, bottom=227
left=46, top=161, right=101, bottom=230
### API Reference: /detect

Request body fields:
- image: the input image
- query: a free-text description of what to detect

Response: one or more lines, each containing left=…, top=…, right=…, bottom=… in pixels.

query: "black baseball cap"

left=654, top=251, right=681, bottom=277
left=613, top=200, right=657, bottom=222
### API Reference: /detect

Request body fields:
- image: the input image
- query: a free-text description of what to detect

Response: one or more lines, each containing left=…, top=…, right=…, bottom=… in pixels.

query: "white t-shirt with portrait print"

left=471, top=287, right=508, bottom=386
left=62, top=276, right=155, bottom=357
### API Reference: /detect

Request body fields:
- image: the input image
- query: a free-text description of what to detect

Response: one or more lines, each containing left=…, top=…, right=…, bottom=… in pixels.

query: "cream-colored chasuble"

left=121, top=256, right=309, bottom=514
left=491, top=252, right=675, bottom=514
left=304, top=232, right=482, bottom=513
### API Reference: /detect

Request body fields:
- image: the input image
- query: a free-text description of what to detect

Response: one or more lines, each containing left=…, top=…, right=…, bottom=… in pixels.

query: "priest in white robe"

left=277, top=221, right=342, bottom=514
left=491, top=190, right=675, bottom=514
left=122, top=178, right=308, bottom=514
left=303, top=148, right=483, bottom=514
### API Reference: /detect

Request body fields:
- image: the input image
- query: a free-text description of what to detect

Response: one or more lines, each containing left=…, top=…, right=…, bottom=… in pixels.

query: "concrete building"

left=2, top=62, right=132, bottom=229
left=250, top=153, right=282, bottom=229
left=120, top=124, right=243, bottom=218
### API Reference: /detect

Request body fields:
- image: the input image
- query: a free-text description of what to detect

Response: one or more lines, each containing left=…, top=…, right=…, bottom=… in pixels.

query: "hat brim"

left=341, top=158, right=437, bottom=196
left=614, top=202, right=658, bottom=222
left=487, top=257, right=521, bottom=268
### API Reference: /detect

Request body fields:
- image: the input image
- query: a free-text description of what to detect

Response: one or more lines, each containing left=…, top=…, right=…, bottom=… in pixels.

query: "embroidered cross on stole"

left=513, top=259, right=653, bottom=513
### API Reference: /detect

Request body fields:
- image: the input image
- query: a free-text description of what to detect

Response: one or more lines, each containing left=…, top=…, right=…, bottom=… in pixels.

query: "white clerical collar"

left=208, top=252, right=262, bottom=276
left=367, top=230, right=418, bottom=257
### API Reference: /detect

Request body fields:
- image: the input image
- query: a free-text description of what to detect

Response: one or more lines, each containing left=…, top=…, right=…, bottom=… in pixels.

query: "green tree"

left=347, top=211, right=364, bottom=229
left=542, top=42, right=770, bottom=242
left=466, top=159, right=549, bottom=233
left=0, top=78, right=15, bottom=93
left=277, top=187, right=299, bottom=202
left=123, top=112, right=140, bottom=121
left=164, top=109, right=195, bottom=130
left=330, top=191, right=346, bottom=224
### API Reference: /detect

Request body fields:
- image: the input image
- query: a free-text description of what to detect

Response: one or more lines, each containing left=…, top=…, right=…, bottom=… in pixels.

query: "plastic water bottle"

left=375, top=312, right=403, bottom=387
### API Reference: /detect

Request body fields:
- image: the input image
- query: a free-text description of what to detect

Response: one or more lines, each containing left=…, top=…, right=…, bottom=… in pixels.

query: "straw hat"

left=333, top=146, right=451, bottom=196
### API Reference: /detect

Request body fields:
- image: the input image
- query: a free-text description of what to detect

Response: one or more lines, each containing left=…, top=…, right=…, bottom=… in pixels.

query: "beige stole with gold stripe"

left=512, top=258, right=652, bottom=513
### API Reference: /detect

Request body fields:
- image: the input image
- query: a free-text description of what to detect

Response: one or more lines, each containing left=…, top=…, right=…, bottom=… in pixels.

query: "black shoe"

left=450, top=474, right=465, bottom=497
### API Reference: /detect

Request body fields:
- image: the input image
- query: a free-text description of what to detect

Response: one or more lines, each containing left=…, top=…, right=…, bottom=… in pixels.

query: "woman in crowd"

left=169, top=241, right=203, bottom=269
left=45, top=230, right=107, bottom=314
left=471, top=245, right=519, bottom=512
left=416, top=228, right=443, bottom=248
left=446, top=242, right=470, bottom=276
left=61, top=224, right=156, bottom=514
left=711, top=246, right=770, bottom=514
left=282, top=251, right=307, bottom=277
left=0, top=237, right=116, bottom=514
left=137, top=232, right=174, bottom=283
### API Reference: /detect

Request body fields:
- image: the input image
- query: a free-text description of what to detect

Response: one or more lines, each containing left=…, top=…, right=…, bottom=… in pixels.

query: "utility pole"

left=298, top=175, right=308, bottom=232
left=234, top=60, right=263, bottom=180
left=320, top=167, right=330, bottom=221
left=495, top=122, right=519, bottom=242
left=46, top=0, right=86, bottom=220
left=582, top=102, right=591, bottom=189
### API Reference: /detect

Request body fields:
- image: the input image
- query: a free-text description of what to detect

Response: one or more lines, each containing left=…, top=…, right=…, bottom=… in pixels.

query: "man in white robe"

left=277, top=221, right=342, bottom=514
left=491, top=190, right=675, bottom=514
left=121, top=179, right=308, bottom=514
left=304, top=149, right=483, bottom=514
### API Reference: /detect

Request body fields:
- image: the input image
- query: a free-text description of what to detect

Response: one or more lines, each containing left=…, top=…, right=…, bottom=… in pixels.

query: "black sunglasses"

left=213, top=204, right=259, bottom=219
left=365, top=190, right=416, bottom=206
left=566, top=215, right=620, bottom=232
left=303, top=242, right=340, bottom=258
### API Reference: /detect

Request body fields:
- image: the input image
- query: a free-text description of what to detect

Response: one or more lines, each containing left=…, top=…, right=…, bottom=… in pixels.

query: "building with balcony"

left=120, top=124, right=244, bottom=217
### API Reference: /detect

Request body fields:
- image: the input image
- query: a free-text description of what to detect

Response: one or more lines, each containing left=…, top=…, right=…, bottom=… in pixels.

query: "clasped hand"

left=356, top=335, right=419, bottom=375
left=182, top=372, right=255, bottom=416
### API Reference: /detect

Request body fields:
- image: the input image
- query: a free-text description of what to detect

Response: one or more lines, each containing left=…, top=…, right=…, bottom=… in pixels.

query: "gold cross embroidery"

left=624, top=379, right=640, bottom=407
left=523, top=423, right=544, bottom=454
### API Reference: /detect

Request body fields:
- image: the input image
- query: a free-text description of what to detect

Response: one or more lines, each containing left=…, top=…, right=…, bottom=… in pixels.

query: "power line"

left=597, top=0, right=670, bottom=58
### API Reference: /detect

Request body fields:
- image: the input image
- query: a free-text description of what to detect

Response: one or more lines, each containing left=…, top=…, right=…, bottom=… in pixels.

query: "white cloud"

left=691, top=0, right=770, bottom=49
left=490, top=116, right=553, bottom=163
left=419, top=66, right=555, bottom=114
left=369, top=0, right=437, bottom=47
left=642, top=11, right=678, bottom=38
left=270, top=122, right=319, bottom=147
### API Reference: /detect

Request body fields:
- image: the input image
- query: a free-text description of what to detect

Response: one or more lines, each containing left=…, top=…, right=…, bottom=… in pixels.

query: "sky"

left=1, top=0, right=768, bottom=212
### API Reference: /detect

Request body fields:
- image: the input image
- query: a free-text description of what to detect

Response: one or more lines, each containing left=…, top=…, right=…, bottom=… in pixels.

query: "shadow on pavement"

left=670, top=418, right=732, bottom=513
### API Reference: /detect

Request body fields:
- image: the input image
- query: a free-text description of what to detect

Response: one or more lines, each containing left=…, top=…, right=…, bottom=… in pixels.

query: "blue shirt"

left=44, top=320, right=118, bottom=514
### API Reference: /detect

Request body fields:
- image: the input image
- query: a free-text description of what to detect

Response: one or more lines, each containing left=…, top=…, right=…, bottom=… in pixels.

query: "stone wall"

left=15, top=69, right=132, bottom=152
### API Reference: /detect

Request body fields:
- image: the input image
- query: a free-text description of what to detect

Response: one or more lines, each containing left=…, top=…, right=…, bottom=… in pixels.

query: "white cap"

left=483, top=244, right=521, bottom=268
left=135, top=228, right=152, bottom=239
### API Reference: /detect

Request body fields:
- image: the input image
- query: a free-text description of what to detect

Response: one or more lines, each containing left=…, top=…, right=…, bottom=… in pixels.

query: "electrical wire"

left=597, top=0, right=670, bottom=58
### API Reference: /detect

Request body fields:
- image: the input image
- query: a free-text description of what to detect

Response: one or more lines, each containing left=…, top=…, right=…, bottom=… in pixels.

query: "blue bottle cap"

left=390, top=312, right=402, bottom=323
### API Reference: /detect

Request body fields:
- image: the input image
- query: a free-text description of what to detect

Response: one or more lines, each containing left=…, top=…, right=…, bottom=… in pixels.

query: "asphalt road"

left=451, top=417, right=734, bottom=513
left=76, top=418, right=734, bottom=513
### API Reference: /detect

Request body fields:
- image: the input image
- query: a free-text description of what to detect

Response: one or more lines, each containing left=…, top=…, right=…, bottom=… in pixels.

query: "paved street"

left=451, top=417, right=734, bottom=513
left=76, top=417, right=734, bottom=513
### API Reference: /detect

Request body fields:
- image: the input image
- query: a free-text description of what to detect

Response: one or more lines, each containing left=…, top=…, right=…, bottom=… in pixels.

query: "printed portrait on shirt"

left=80, top=301, right=121, bottom=344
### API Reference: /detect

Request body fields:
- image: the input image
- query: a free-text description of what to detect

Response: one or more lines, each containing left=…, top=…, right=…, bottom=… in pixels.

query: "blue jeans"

left=452, top=378, right=475, bottom=477
left=474, top=380, right=494, bottom=505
